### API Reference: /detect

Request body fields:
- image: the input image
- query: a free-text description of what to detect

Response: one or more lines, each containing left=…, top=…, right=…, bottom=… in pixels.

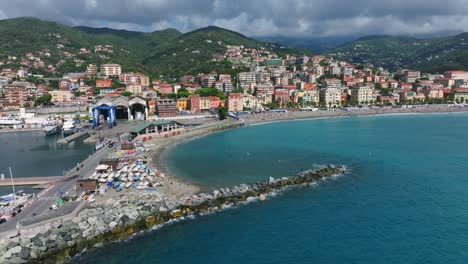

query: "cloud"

left=0, top=0, right=467, bottom=37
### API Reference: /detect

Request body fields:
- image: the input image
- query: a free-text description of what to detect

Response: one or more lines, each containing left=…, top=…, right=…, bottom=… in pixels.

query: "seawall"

left=0, top=165, right=345, bottom=263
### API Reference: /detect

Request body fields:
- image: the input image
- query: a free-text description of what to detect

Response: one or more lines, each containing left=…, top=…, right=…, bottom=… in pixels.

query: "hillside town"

left=1, top=45, right=468, bottom=119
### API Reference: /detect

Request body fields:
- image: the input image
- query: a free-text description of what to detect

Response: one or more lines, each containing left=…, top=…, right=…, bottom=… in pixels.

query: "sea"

left=0, top=131, right=94, bottom=196
left=66, top=113, right=468, bottom=263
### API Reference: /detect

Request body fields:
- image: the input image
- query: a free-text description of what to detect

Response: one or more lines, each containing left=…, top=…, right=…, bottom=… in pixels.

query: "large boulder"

left=19, top=248, right=30, bottom=260
left=31, top=237, right=43, bottom=247
left=9, top=246, right=22, bottom=254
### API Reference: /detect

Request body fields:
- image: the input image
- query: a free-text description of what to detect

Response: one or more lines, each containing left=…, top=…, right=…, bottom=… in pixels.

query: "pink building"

left=190, top=94, right=200, bottom=112
left=208, top=96, right=221, bottom=109
left=227, top=93, right=243, bottom=112
left=159, top=84, right=173, bottom=95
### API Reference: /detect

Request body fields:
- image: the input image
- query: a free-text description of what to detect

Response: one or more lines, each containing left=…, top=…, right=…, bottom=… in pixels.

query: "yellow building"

left=177, top=98, right=189, bottom=110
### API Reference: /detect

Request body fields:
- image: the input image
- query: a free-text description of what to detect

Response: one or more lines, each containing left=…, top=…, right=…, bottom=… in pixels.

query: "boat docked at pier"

left=62, top=120, right=76, bottom=136
left=0, top=116, right=23, bottom=126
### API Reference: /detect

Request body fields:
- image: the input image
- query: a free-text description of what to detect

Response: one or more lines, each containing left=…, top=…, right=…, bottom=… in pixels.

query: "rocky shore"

left=0, top=165, right=345, bottom=264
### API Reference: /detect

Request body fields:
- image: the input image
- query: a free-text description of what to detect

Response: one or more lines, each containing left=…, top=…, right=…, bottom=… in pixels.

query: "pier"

left=0, top=176, right=62, bottom=187
left=57, top=131, right=89, bottom=144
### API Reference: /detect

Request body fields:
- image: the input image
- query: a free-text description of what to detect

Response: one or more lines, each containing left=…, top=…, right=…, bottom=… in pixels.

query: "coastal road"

left=0, top=144, right=114, bottom=233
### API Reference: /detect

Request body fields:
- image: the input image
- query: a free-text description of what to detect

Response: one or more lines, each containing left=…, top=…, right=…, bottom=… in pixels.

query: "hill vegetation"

left=0, top=17, right=310, bottom=79
left=326, top=33, right=468, bottom=72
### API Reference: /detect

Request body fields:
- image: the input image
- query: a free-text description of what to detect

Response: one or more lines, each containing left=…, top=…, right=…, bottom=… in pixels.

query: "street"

left=0, top=144, right=113, bottom=233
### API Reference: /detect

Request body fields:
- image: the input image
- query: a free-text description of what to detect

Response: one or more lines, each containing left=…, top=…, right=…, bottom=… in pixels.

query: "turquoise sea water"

left=75, top=113, right=468, bottom=263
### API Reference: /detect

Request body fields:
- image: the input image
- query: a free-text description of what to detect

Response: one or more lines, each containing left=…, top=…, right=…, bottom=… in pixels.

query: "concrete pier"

left=57, top=131, right=89, bottom=144
left=0, top=176, right=62, bottom=187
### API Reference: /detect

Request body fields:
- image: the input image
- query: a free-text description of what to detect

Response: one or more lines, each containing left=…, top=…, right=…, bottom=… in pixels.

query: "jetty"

left=0, top=176, right=62, bottom=187
left=57, top=131, right=89, bottom=144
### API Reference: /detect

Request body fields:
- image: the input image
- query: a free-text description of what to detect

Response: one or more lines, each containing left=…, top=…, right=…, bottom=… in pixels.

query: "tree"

left=121, top=91, right=132, bottom=97
left=35, top=94, right=52, bottom=106
left=218, top=106, right=228, bottom=120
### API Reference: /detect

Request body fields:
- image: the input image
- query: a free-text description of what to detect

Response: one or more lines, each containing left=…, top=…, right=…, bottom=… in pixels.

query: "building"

left=49, top=90, right=73, bottom=104
left=208, top=96, right=221, bottom=109
left=120, top=72, right=150, bottom=87
left=201, top=75, right=216, bottom=88
left=243, top=95, right=259, bottom=109
left=156, top=99, right=177, bottom=117
left=444, top=71, right=468, bottom=81
left=238, top=72, right=256, bottom=88
left=452, top=88, right=468, bottom=103
left=96, top=79, right=112, bottom=88
left=76, top=179, right=98, bottom=194
left=273, top=89, right=290, bottom=105
left=199, top=97, right=211, bottom=111
left=99, top=88, right=115, bottom=96
left=86, top=64, right=99, bottom=76
left=126, top=84, right=142, bottom=95
left=190, top=94, right=200, bottom=112
left=227, top=93, right=243, bottom=112
left=351, top=86, right=374, bottom=104
left=159, top=84, right=173, bottom=95
left=425, top=88, right=444, bottom=99
left=100, top=64, right=122, bottom=77
left=177, top=98, right=189, bottom=111
left=319, top=88, right=341, bottom=107
left=129, top=121, right=184, bottom=141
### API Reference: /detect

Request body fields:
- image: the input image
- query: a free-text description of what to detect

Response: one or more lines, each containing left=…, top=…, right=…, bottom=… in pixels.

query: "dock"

left=0, top=176, right=62, bottom=187
left=57, top=131, right=89, bottom=144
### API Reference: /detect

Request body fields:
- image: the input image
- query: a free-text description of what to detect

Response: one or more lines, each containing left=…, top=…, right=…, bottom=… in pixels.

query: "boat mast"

left=9, top=166, right=16, bottom=201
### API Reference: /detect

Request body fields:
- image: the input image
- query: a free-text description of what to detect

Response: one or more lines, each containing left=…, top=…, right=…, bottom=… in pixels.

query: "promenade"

left=0, top=176, right=61, bottom=187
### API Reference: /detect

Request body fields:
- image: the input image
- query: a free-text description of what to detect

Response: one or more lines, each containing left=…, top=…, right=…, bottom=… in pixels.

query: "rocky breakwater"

left=0, top=165, right=345, bottom=264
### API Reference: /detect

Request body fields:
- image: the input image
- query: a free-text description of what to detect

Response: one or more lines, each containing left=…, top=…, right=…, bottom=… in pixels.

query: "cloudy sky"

left=0, top=0, right=468, bottom=37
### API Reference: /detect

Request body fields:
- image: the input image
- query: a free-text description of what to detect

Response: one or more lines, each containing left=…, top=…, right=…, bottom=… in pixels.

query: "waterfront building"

left=94, top=96, right=147, bottom=120
left=129, top=120, right=184, bottom=141
left=452, top=87, right=468, bottom=103
left=190, top=94, right=200, bottom=112
left=319, top=87, right=341, bottom=107
left=425, top=88, right=444, bottom=99
left=156, top=99, right=177, bottom=117
left=351, top=85, right=374, bottom=104
left=200, top=97, right=211, bottom=111
left=228, top=93, right=243, bottom=112
left=177, top=98, right=189, bottom=111
left=208, top=96, right=221, bottom=109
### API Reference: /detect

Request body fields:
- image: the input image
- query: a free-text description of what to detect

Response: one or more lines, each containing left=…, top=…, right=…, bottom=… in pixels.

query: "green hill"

left=143, top=26, right=313, bottom=77
left=326, top=33, right=468, bottom=72
left=0, top=18, right=310, bottom=79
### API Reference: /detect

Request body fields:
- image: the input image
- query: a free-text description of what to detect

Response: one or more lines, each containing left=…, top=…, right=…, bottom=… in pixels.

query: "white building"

left=100, top=64, right=122, bottom=77
left=351, top=86, right=374, bottom=104
left=319, top=88, right=341, bottom=107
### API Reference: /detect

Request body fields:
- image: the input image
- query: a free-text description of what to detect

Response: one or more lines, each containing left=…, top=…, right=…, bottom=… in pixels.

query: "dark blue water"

left=0, top=131, right=94, bottom=178
left=75, top=113, right=468, bottom=263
